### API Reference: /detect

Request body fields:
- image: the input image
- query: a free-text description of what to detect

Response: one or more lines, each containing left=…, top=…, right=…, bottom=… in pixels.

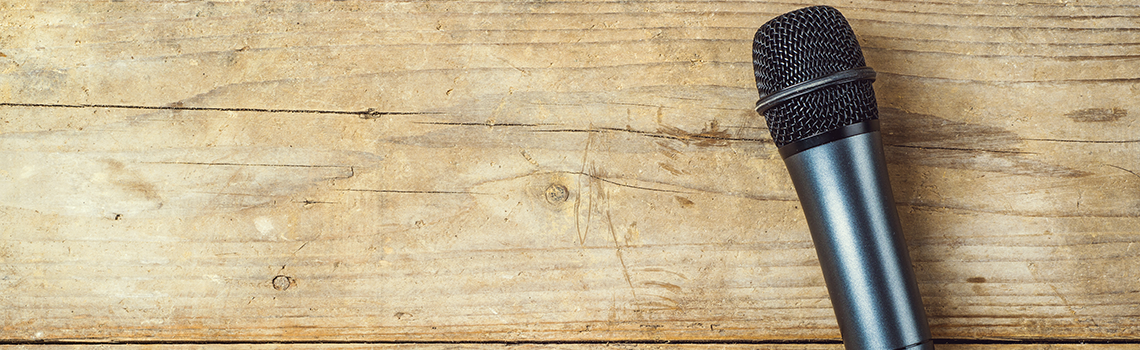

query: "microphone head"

left=753, top=6, right=878, bottom=147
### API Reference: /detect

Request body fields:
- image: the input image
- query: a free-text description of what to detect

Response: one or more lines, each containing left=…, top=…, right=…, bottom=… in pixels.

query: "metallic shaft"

left=782, top=131, right=933, bottom=350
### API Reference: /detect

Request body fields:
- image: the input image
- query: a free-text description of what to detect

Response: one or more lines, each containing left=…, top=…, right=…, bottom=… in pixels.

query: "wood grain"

left=3, top=345, right=1140, bottom=350
left=1, top=0, right=1139, bottom=344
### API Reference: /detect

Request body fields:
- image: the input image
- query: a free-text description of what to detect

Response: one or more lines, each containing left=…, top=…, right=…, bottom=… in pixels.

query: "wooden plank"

left=1, top=344, right=1140, bottom=350
left=1, top=0, right=1139, bottom=343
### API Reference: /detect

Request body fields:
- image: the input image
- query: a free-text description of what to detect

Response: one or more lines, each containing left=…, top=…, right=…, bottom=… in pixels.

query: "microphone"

left=752, top=6, right=933, bottom=350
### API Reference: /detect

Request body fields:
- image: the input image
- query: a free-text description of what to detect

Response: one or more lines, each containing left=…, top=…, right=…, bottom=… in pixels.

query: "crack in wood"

left=531, top=127, right=768, bottom=143
left=337, top=189, right=483, bottom=195
left=415, top=121, right=552, bottom=127
left=887, top=144, right=1038, bottom=155
left=1025, top=138, right=1140, bottom=144
left=142, top=161, right=353, bottom=168
left=0, top=102, right=438, bottom=118
left=903, top=201, right=1140, bottom=218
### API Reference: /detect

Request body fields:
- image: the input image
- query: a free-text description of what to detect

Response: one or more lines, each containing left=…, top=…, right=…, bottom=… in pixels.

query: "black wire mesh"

left=753, top=5, right=878, bottom=147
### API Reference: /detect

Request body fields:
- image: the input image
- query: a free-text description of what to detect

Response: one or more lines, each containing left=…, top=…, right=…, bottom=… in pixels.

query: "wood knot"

left=544, top=183, right=569, bottom=203
left=272, top=275, right=295, bottom=291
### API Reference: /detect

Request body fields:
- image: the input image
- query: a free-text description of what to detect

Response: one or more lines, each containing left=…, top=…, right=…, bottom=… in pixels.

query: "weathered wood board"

left=1, top=0, right=1139, bottom=344
left=3, top=345, right=1140, bottom=350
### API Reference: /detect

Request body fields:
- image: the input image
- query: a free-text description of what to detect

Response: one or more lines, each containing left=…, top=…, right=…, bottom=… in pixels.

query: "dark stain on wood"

left=658, top=162, right=686, bottom=176
left=675, top=196, right=695, bottom=208
left=880, top=108, right=1088, bottom=178
left=880, top=107, right=1021, bottom=151
left=1066, top=108, right=1127, bottom=122
left=656, top=141, right=681, bottom=159
left=643, top=281, right=683, bottom=294
left=103, top=159, right=164, bottom=205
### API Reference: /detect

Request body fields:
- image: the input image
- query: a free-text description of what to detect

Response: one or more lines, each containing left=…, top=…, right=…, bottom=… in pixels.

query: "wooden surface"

left=10, top=347, right=1140, bottom=350
left=3, top=346, right=1140, bottom=350
left=1, top=0, right=1139, bottom=346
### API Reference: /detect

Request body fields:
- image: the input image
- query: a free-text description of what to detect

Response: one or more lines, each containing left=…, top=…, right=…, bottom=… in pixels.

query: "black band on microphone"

left=778, top=119, right=880, bottom=158
left=754, top=66, right=877, bottom=115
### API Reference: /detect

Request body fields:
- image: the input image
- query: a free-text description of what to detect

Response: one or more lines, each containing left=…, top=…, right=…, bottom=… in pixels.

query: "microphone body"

left=784, top=127, right=931, bottom=350
left=751, top=6, right=933, bottom=350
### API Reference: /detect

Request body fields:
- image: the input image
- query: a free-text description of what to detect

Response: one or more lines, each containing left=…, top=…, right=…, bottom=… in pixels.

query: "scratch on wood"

left=636, top=267, right=689, bottom=280
left=576, top=132, right=594, bottom=246
left=1023, top=262, right=1084, bottom=323
left=637, top=295, right=681, bottom=310
left=606, top=210, right=636, bottom=298
left=1106, top=164, right=1140, bottom=180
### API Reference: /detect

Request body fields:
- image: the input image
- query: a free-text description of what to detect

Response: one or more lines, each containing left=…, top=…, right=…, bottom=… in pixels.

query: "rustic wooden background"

left=1, top=0, right=1138, bottom=348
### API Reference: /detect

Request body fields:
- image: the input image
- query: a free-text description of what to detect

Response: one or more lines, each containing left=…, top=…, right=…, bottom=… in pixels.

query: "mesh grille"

left=753, top=5, right=878, bottom=147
